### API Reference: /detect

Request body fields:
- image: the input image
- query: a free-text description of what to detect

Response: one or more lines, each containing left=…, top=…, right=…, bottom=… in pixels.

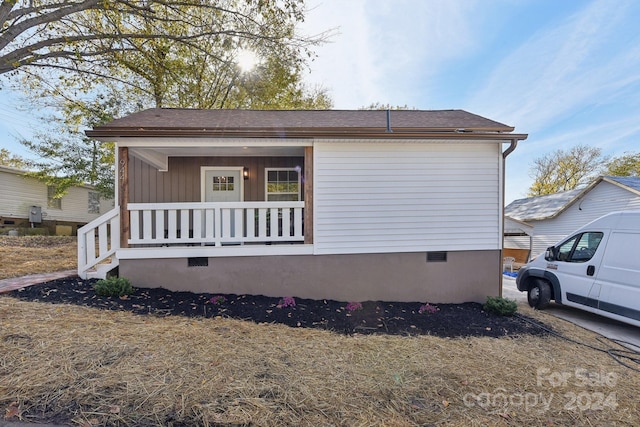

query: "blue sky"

left=299, top=0, right=640, bottom=203
left=1, top=0, right=639, bottom=204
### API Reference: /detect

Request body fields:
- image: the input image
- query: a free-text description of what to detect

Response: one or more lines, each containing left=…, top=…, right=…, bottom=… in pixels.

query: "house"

left=503, top=216, right=534, bottom=268
left=79, top=109, right=527, bottom=303
left=0, top=165, right=114, bottom=235
left=505, top=176, right=640, bottom=257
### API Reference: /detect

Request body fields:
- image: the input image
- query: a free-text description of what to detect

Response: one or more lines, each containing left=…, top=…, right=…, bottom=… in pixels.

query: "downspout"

left=502, top=138, right=518, bottom=159
left=499, top=138, right=518, bottom=297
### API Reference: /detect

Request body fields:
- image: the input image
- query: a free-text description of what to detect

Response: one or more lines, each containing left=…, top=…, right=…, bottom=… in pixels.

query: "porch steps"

left=84, top=260, right=119, bottom=280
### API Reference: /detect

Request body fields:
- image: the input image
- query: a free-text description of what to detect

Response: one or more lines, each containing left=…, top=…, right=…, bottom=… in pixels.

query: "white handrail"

left=77, top=208, right=120, bottom=279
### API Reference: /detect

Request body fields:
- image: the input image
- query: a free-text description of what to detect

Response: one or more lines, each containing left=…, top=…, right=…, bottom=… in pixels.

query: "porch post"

left=118, top=146, right=130, bottom=248
left=304, top=146, right=314, bottom=244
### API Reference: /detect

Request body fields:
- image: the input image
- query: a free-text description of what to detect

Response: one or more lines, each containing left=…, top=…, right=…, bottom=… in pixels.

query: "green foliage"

left=10, top=1, right=332, bottom=190
left=605, top=151, right=640, bottom=177
left=20, top=95, right=123, bottom=199
left=527, top=144, right=608, bottom=196
left=359, top=103, right=414, bottom=110
left=0, top=148, right=27, bottom=169
left=93, top=277, right=134, bottom=297
left=483, top=296, right=518, bottom=316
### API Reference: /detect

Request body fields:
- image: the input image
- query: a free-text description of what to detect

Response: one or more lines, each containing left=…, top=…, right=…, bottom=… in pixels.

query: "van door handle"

left=587, top=265, right=595, bottom=276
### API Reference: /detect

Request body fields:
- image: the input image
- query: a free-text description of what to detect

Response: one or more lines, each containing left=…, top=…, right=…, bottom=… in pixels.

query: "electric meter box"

left=29, top=206, right=42, bottom=223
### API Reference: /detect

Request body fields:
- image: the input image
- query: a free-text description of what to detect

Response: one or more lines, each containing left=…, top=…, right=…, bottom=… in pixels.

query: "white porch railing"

left=128, top=201, right=304, bottom=246
left=77, top=207, right=120, bottom=279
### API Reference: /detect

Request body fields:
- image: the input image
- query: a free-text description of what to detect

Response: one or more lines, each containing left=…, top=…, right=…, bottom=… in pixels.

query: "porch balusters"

left=127, top=202, right=304, bottom=246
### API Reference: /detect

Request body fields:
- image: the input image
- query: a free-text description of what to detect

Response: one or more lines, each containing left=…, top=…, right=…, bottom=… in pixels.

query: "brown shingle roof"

left=87, top=108, right=526, bottom=139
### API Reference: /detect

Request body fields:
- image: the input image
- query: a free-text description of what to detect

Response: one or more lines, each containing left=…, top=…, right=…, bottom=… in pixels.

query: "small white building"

left=79, top=109, right=528, bottom=303
left=505, top=176, right=640, bottom=257
left=0, top=165, right=114, bottom=234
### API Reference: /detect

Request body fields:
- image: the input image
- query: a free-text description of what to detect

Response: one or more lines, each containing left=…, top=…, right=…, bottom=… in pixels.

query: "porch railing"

left=77, top=207, right=120, bottom=279
left=128, top=201, right=304, bottom=246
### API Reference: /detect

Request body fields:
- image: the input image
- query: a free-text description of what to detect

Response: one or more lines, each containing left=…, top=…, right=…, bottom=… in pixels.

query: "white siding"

left=0, top=170, right=43, bottom=218
left=313, top=141, right=502, bottom=255
left=529, top=181, right=640, bottom=256
left=0, top=168, right=114, bottom=224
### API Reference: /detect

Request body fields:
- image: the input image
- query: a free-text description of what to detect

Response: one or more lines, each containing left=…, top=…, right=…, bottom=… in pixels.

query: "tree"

left=0, top=0, right=319, bottom=78
left=605, top=151, right=640, bottom=177
left=0, top=148, right=26, bottom=168
left=7, top=0, right=332, bottom=197
left=4, top=0, right=331, bottom=107
left=20, top=96, right=122, bottom=199
left=527, top=145, right=608, bottom=196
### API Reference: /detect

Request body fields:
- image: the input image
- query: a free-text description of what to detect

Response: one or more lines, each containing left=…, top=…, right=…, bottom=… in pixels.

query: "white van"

left=516, top=210, right=640, bottom=327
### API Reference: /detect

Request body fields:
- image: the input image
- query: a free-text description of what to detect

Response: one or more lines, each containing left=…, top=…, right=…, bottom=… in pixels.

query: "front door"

left=201, top=167, right=244, bottom=241
left=202, top=167, right=243, bottom=202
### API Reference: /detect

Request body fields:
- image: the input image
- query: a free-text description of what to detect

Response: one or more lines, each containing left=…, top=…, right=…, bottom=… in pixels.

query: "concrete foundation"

left=120, top=250, right=501, bottom=304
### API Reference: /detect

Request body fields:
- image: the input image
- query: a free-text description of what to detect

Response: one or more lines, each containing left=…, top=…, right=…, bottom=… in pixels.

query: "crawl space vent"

left=426, top=251, right=447, bottom=262
left=188, top=257, right=208, bottom=267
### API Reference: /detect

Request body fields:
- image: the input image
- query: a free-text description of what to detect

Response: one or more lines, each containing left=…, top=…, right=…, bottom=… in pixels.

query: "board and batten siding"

left=0, top=168, right=113, bottom=223
left=528, top=181, right=640, bottom=257
left=313, top=141, right=502, bottom=255
left=128, top=155, right=304, bottom=203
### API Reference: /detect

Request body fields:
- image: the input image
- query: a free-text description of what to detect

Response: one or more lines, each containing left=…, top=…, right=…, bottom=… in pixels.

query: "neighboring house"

left=79, top=109, right=527, bottom=303
left=505, top=176, right=640, bottom=257
left=0, top=165, right=113, bottom=234
left=503, top=216, right=534, bottom=268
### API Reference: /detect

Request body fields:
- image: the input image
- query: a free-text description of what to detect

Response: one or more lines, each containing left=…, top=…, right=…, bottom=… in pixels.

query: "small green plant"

left=483, top=296, right=517, bottom=316
left=93, top=277, right=134, bottom=297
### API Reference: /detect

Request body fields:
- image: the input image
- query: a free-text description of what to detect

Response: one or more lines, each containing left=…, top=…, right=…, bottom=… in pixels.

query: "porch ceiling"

left=130, top=146, right=304, bottom=171
left=134, top=146, right=304, bottom=157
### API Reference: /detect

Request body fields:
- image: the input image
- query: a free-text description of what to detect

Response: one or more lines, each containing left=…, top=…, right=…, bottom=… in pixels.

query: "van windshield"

left=556, top=232, right=604, bottom=263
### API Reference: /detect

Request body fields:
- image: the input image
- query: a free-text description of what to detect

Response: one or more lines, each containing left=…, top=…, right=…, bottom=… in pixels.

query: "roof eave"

left=86, top=128, right=527, bottom=141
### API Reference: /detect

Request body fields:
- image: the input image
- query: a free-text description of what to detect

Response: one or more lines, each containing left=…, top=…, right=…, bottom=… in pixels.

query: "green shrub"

left=93, top=277, right=134, bottom=297
left=483, top=296, right=517, bottom=316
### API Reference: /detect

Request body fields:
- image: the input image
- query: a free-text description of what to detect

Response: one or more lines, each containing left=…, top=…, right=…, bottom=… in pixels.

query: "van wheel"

left=528, top=280, right=551, bottom=309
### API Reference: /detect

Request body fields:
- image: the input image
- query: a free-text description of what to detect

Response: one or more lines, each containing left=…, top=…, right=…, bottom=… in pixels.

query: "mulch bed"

left=7, top=276, right=549, bottom=338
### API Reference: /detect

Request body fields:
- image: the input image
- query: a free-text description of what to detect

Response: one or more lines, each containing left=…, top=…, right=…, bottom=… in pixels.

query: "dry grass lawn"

left=1, top=237, right=639, bottom=426
left=0, top=236, right=77, bottom=279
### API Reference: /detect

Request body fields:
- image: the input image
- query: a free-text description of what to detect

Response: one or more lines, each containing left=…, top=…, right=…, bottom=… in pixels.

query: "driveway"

left=502, top=275, right=640, bottom=350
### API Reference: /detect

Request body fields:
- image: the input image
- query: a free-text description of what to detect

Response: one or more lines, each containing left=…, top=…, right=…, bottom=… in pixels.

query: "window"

left=556, top=232, right=603, bottom=263
left=265, top=168, right=301, bottom=201
left=212, top=176, right=235, bottom=191
left=88, top=191, right=100, bottom=214
left=47, top=186, right=61, bottom=210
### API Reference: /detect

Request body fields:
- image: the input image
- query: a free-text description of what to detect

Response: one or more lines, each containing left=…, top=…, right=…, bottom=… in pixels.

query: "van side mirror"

left=544, top=246, right=556, bottom=261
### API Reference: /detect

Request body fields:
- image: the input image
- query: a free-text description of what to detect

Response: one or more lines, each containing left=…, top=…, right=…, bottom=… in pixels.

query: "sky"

left=1, top=0, right=639, bottom=204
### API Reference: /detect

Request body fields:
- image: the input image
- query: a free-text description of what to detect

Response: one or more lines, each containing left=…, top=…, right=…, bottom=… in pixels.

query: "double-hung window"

left=265, top=168, right=301, bottom=201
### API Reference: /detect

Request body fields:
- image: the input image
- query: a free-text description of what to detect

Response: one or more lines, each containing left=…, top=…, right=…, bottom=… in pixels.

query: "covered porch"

left=78, top=139, right=314, bottom=279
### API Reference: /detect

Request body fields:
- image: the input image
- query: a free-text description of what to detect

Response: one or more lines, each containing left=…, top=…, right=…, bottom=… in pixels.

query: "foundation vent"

left=188, top=257, right=209, bottom=267
left=426, top=251, right=447, bottom=262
